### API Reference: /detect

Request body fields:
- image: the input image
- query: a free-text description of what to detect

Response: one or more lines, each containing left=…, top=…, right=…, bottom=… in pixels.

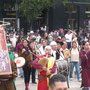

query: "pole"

left=16, top=0, right=18, bottom=31
left=68, top=0, right=73, bottom=30
left=77, top=5, right=80, bottom=34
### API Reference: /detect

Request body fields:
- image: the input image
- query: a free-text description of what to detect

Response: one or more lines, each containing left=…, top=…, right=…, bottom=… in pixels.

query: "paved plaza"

left=16, top=77, right=82, bottom=90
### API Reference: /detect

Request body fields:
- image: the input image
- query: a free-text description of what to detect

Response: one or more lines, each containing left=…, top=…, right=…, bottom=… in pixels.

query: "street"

left=16, top=77, right=82, bottom=90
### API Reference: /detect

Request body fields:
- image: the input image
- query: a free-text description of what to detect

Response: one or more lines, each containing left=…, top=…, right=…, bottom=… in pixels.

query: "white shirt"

left=65, top=33, right=73, bottom=42
left=52, top=50, right=56, bottom=59
left=71, top=48, right=79, bottom=62
left=10, top=37, right=17, bottom=47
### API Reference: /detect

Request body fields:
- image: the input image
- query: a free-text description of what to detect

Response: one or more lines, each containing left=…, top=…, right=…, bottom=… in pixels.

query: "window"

left=4, top=2, right=16, bottom=11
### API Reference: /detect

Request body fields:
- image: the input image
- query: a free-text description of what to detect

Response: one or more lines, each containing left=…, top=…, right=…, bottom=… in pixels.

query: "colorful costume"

left=80, top=51, right=90, bottom=87
left=33, top=55, right=56, bottom=90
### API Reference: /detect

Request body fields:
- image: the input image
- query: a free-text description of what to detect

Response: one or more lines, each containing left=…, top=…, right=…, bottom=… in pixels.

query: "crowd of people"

left=4, top=28, right=90, bottom=90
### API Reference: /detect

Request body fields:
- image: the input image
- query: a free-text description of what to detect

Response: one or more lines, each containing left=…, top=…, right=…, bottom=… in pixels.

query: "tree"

left=19, top=0, right=54, bottom=26
left=62, top=0, right=69, bottom=5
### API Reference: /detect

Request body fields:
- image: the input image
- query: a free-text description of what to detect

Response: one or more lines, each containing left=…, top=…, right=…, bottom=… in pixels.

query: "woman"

left=39, top=39, right=48, bottom=55
left=16, top=37, right=24, bottom=78
left=69, top=41, right=81, bottom=81
left=62, top=43, right=70, bottom=60
left=19, top=39, right=32, bottom=90
left=80, top=41, right=90, bottom=89
left=28, top=41, right=36, bottom=84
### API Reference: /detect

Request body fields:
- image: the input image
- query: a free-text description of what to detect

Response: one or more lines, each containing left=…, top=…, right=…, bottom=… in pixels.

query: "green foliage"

left=19, top=0, right=54, bottom=23
left=62, top=0, right=69, bottom=5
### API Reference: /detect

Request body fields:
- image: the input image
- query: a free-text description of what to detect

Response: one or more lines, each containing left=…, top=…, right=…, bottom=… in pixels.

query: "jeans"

left=69, top=62, right=80, bottom=80
left=23, top=65, right=36, bottom=83
left=19, top=68, right=24, bottom=77
left=66, top=42, right=71, bottom=49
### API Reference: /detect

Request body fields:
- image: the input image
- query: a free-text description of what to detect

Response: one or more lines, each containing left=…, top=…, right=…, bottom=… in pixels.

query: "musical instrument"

left=14, top=57, right=25, bottom=68
left=56, top=59, right=69, bottom=76
left=63, top=49, right=70, bottom=59
left=38, top=57, right=48, bottom=66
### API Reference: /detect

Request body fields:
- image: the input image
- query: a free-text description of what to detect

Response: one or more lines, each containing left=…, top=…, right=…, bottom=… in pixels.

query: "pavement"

left=15, top=77, right=82, bottom=90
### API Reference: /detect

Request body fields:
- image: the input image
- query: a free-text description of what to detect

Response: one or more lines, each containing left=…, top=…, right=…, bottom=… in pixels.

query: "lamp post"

left=77, top=5, right=80, bottom=34
left=69, top=0, right=73, bottom=30
left=16, top=0, right=18, bottom=31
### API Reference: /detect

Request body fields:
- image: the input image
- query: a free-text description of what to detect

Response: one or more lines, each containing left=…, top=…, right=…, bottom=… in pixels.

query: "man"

left=65, top=30, right=74, bottom=49
left=50, top=41, right=57, bottom=59
left=9, top=32, right=17, bottom=48
left=80, top=41, right=90, bottom=89
left=33, top=45, right=56, bottom=90
left=49, top=74, right=68, bottom=90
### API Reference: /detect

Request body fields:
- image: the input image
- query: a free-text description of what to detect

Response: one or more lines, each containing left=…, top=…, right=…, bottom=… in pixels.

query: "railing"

left=0, top=21, right=10, bottom=26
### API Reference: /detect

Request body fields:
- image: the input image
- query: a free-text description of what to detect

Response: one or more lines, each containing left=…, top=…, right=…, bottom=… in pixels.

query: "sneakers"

left=32, top=82, right=37, bottom=84
left=69, top=78, right=73, bottom=81
left=78, top=78, right=82, bottom=82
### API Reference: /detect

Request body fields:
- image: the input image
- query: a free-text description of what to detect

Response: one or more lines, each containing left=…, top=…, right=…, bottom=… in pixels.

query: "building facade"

left=0, top=0, right=90, bottom=32
left=0, top=0, right=20, bottom=31
left=48, top=0, right=90, bottom=31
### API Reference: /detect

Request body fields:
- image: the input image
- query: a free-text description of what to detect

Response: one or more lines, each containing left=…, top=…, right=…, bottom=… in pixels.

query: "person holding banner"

left=0, top=25, right=17, bottom=90
left=33, top=45, right=56, bottom=90
left=0, top=58, right=17, bottom=90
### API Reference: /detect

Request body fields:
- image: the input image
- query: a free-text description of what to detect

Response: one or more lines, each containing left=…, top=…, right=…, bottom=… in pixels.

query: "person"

left=19, top=39, right=33, bottom=90
left=61, top=42, right=70, bottom=60
left=0, top=58, right=17, bottom=90
left=80, top=41, right=90, bottom=90
left=28, top=41, right=37, bottom=84
left=16, top=37, right=24, bottom=53
left=65, top=30, right=74, bottom=49
left=56, top=42, right=69, bottom=88
left=39, top=39, right=48, bottom=55
left=16, top=37, right=24, bottom=78
left=50, top=41, right=57, bottom=59
left=8, top=45, right=17, bottom=89
left=9, top=32, right=17, bottom=48
left=69, top=41, right=81, bottom=81
left=33, top=45, right=56, bottom=90
left=49, top=74, right=68, bottom=90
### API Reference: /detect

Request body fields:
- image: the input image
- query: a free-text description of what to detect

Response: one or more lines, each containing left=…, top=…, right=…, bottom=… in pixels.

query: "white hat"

left=30, top=31, right=34, bottom=33
left=45, top=45, right=52, bottom=50
left=50, top=41, right=57, bottom=46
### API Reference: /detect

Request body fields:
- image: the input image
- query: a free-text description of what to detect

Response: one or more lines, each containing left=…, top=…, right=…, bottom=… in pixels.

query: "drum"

left=56, top=60, right=69, bottom=76
left=14, top=57, right=25, bottom=68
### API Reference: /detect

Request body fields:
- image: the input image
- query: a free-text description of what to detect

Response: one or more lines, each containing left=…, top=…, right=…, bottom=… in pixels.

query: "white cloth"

left=65, top=33, right=73, bottom=42
left=71, top=48, right=79, bottom=62
left=39, top=46, right=45, bottom=55
left=36, top=35, right=41, bottom=43
left=10, top=37, right=17, bottom=47
left=59, top=51, right=65, bottom=61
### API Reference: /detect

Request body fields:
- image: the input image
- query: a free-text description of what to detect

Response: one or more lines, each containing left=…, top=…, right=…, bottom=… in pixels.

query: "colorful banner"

left=0, top=25, right=12, bottom=75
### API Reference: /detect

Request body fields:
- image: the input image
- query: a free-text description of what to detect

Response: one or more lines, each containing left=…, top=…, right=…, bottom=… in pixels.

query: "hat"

left=45, top=45, right=52, bottom=50
left=30, top=31, right=34, bottom=34
left=50, top=41, right=57, bottom=46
